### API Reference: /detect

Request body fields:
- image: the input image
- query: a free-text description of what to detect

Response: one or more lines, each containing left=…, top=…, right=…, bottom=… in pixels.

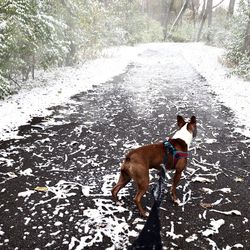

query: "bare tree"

left=168, top=0, right=189, bottom=36
left=212, top=0, right=225, bottom=9
left=190, top=0, right=200, bottom=40
left=244, top=18, right=250, bottom=55
left=207, top=0, right=213, bottom=41
left=196, top=0, right=213, bottom=42
left=227, top=0, right=236, bottom=17
left=163, top=0, right=175, bottom=40
left=190, top=0, right=197, bottom=27
left=198, top=0, right=206, bottom=21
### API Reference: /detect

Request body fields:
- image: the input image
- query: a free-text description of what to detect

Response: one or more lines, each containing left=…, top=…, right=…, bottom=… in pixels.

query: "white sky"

left=213, top=0, right=240, bottom=9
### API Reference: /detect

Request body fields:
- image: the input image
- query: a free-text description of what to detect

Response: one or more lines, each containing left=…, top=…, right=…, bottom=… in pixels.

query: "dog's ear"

left=189, top=116, right=197, bottom=137
left=190, top=116, right=196, bottom=124
left=177, top=115, right=185, bottom=128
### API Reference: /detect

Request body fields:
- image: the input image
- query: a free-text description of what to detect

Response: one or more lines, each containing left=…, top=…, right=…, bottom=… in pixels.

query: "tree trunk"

left=198, top=0, right=206, bottom=21
left=190, top=0, right=200, bottom=41
left=163, top=0, right=174, bottom=40
left=168, top=0, right=189, bottom=36
left=207, top=0, right=213, bottom=42
left=196, top=0, right=213, bottom=42
left=31, top=54, right=35, bottom=80
left=190, top=0, right=196, bottom=27
left=146, top=0, right=150, bottom=15
left=212, top=0, right=225, bottom=9
left=244, top=18, right=250, bottom=55
left=227, top=0, right=236, bottom=17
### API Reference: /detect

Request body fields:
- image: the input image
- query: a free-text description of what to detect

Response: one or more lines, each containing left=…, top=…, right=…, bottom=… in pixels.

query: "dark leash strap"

left=130, top=165, right=167, bottom=250
left=152, top=165, right=167, bottom=205
left=130, top=140, right=190, bottom=249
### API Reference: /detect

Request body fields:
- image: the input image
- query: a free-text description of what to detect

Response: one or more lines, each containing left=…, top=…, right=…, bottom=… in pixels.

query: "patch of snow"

left=178, top=189, right=191, bottom=208
left=223, top=243, right=244, bottom=249
left=202, top=219, right=225, bottom=237
left=210, top=209, right=241, bottom=216
left=0, top=46, right=142, bottom=141
left=166, top=221, right=184, bottom=240
left=211, top=198, right=223, bottom=206
left=192, top=176, right=214, bottom=183
left=185, top=234, right=198, bottom=243
left=24, top=217, right=32, bottom=225
left=18, top=190, right=36, bottom=201
left=0, top=157, right=14, bottom=167
left=0, top=21, right=7, bottom=30
left=78, top=198, right=131, bottom=249
left=205, top=138, right=217, bottom=144
left=206, top=238, right=219, bottom=249
left=201, top=187, right=214, bottom=194
left=218, top=188, right=231, bottom=193
left=1, top=43, right=249, bottom=140
left=19, top=168, right=34, bottom=176
left=54, top=221, right=63, bottom=226
left=181, top=43, right=250, bottom=138
left=243, top=217, right=248, bottom=224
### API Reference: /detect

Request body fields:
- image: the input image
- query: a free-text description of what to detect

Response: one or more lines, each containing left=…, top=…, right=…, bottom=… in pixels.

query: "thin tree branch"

left=7, top=75, right=21, bottom=88
left=212, top=0, right=225, bottom=9
left=168, top=0, right=189, bottom=35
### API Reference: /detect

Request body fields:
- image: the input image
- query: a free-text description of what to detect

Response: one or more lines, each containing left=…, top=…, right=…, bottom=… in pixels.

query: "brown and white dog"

left=112, top=115, right=197, bottom=217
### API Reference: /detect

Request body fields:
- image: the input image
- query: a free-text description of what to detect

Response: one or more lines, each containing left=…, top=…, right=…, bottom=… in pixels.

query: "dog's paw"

left=173, top=198, right=181, bottom=205
left=116, top=200, right=125, bottom=206
left=140, top=211, right=149, bottom=218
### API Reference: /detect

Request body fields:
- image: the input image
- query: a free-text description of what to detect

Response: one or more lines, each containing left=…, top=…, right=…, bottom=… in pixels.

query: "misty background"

left=0, top=0, right=249, bottom=99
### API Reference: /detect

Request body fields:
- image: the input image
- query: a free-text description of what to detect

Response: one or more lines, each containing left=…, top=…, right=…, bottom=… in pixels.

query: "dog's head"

left=172, top=115, right=197, bottom=149
left=177, top=115, right=197, bottom=138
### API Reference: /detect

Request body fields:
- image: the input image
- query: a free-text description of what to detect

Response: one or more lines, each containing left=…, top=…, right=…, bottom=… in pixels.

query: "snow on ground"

left=1, top=42, right=249, bottom=249
left=0, top=46, right=141, bottom=141
left=0, top=42, right=250, bottom=141
left=180, top=43, right=250, bottom=138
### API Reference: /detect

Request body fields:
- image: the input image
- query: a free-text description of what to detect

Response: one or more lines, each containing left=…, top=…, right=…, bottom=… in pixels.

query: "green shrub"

left=0, top=0, right=164, bottom=98
left=168, top=22, right=196, bottom=42
left=224, top=0, right=250, bottom=79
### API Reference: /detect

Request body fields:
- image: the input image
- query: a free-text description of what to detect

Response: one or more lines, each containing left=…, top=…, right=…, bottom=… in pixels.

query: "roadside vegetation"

left=0, top=0, right=249, bottom=99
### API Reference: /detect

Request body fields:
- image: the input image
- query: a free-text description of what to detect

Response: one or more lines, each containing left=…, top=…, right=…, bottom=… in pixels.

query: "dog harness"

left=163, top=140, right=189, bottom=169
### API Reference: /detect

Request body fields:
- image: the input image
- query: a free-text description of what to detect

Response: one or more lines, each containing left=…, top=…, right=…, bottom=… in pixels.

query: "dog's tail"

left=124, top=151, right=133, bottom=162
left=121, top=156, right=131, bottom=180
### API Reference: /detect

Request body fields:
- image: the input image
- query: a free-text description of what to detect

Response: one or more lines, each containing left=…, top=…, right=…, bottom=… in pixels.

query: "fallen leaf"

left=34, top=186, right=48, bottom=192
left=200, top=203, right=213, bottom=209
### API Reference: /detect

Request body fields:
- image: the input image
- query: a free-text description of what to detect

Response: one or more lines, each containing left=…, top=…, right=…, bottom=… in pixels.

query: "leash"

left=130, top=165, right=167, bottom=249
left=130, top=140, right=189, bottom=249
left=152, top=165, right=167, bottom=205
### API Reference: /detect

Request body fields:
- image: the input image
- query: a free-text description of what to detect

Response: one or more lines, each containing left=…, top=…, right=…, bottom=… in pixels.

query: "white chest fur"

left=172, top=123, right=192, bottom=149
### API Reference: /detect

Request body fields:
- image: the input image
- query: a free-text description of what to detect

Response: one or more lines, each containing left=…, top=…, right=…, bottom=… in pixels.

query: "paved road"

left=0, top=44, right=250, bottom=249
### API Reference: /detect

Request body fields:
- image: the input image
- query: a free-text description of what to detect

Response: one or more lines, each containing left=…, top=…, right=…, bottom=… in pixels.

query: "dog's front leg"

left=171, top=159, right=186, bottom=204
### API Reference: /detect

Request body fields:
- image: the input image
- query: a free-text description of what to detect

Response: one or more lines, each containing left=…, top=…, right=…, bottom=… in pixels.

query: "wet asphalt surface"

left=0, top=45, right=250, bottom=249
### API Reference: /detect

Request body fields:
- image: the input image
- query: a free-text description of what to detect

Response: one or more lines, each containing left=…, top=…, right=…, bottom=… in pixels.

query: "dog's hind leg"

left=133, top=174, right=149, bottom=217
left=111, top=169, right=131, bottom=201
